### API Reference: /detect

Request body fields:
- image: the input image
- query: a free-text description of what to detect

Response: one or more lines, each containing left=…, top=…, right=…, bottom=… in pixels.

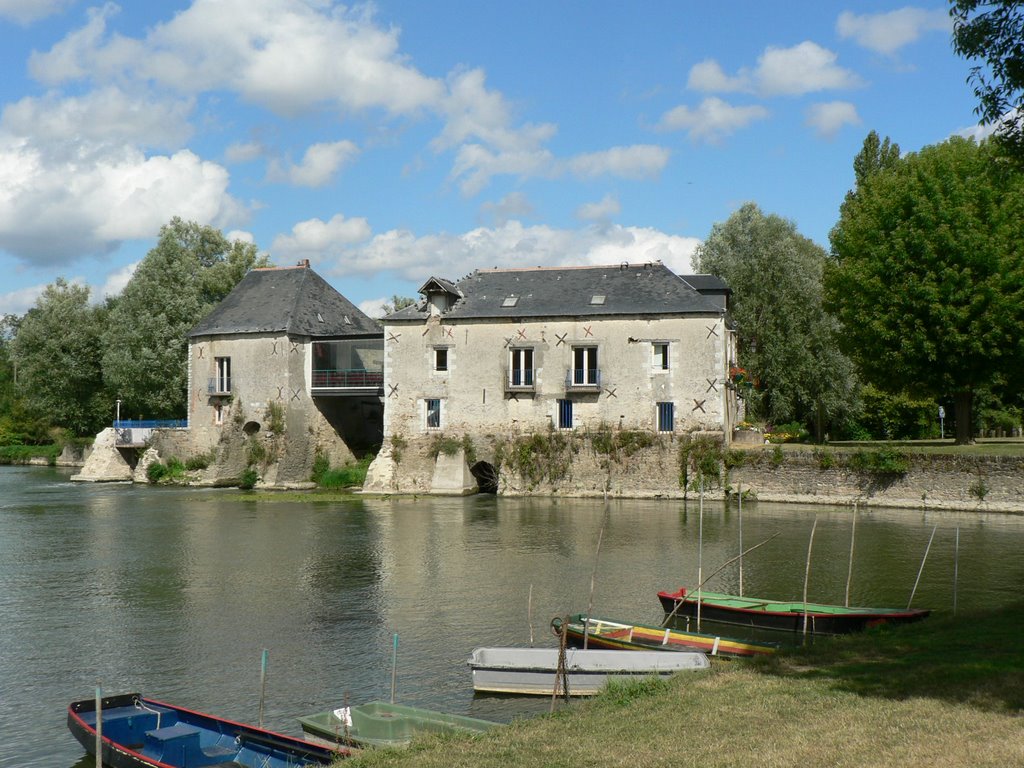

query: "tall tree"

left=952, top=1, right=1024, bottom=159
left=102, top=219, right=267, bottom=420
left=694, top=203, right=858, bottom=437
left=10, top=280, right=110, bottom=435
left=827, top=135, right=1024, bottom=443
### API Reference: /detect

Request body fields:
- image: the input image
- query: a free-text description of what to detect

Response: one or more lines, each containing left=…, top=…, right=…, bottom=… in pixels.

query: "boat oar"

left=908, top=525, right=937, bottom=610
left=662, top=532, right=782, bottom=627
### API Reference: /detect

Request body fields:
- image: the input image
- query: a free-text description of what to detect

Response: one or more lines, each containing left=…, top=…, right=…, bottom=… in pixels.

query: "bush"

left=311, top=451, right=330, bottom=483
left=848, top=448, right=909, bottom=476
left=185, top=452, right=213, bottom=471
left=147, top=462, right=168, bottom=483
left=766, top=421, right=809, bottom=443
left=316, top=455, right=374, bottom=489
left=238, top=467, right=258, bottom=490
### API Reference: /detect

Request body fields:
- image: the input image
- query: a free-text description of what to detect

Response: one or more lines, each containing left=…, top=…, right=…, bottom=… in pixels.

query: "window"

left=557, top=399, right=573, bottom=429
left=214, top=356, right=231, bottom=394
left=653, top=342, right=670, bottom=370
left=502, top=296, right=519, bottom=307
left=426, top=398, right=442, bottom=429
left=572, top=346, right=599, bottom=386
left=510, top=347, right=534, bottom=387
left=657, top=402, right=675, bottom=433
left=434, top=347, right=449, bottom=372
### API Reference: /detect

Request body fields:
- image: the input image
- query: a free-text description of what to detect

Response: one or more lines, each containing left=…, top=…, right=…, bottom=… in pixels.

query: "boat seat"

left=145, top=724, right=241, bottom=766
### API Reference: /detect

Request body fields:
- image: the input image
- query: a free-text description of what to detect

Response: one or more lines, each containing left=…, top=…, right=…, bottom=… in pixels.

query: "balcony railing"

left=112, top=419, right=188, bottom=446
left=565, top=368, right=601, bottom=390
left=207, top=377, right=232, bottom=395
left=504, top=368, right=536, bottom=393
left=312, top=369, right=384, bottom=390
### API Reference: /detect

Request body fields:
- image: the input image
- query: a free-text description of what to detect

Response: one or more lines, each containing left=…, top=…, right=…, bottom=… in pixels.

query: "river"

left=2, top=465, right=1022, bottom=767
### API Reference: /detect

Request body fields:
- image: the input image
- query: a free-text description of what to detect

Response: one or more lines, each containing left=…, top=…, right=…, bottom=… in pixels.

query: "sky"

left=0, top=1, right=991, bottom=319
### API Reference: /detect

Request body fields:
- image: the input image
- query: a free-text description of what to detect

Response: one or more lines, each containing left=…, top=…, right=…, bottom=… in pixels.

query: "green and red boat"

left=658, top=588, right=930, bottom=635
left=552, top=613, right=778, bottom=658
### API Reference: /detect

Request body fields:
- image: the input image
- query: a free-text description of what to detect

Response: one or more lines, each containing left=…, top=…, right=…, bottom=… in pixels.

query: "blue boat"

left=68, top=692, right=348, bottom=767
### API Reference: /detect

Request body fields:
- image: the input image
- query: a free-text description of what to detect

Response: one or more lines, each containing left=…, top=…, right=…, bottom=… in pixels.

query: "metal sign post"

left=938, top=406, right=945, bottom=439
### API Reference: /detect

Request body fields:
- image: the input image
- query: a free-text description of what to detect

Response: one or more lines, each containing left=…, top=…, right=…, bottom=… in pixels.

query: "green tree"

left=827, top=134, right=1024, bottom=444
left=381, top=295, right=417, bottom=315
left=10, top=280, right=110, bottom=436
left=694, top=203, right=858, bottom=439
left=952, top=1, right=1024, bottom=158
left=102, top=219, right=267, bottom=419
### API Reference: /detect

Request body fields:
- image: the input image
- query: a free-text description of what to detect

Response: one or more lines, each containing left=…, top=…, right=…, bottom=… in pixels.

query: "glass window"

left=653, top=342, right=669, bottom=370
left=434, top=347, right=448, bottom=372
left=557, top=399, right=573, bottom=429
left=214, top=356, right=231, bottom=393
left=510, top=348, right=534, bottom=386
left=572, top=346, right=598, bottom=385
left=426, top=398, right=441, bottom=429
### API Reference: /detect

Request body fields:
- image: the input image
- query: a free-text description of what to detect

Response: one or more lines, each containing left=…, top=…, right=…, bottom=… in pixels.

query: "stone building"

left=183, top=261, right=384, bottom=485
left=364, top=261, right=738, bottom=494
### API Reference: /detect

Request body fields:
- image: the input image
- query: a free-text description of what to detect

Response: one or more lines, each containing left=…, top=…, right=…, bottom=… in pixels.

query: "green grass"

left=0, top=444, right=61, bottom=464
left=331, top=603, right=1024, bottom=768
left=776, top=438, right=1024, bottom=458
left=316, top=455, right=374, bottom=489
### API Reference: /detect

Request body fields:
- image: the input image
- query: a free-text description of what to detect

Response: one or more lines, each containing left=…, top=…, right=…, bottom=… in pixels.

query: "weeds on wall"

left=493, top=430, right=578, bottom=489
left=429, top=434, right=463, bottom=458
left=968, top=475, right=989, bottom=501
left=266, top=401, right=285, bottom=434
left=847, top=447, right=909, bottom=476
left=390, top=434, right=407, bottom=463
left=590, top=424, right=657, bottom=460
left=677, top=434, right=724, bottom=492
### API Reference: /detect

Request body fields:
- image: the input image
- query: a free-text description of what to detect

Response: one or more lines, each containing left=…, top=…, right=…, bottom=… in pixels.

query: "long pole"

left=95, top=686, right=102, bottom=768
left=737, top=483, right=744, bottom=597
left=697, top=480, right=704, bottom=632
left=953, top=527, right=960, bottom=616
left=908, top=525, right=937, bottom=609
left=845, top=503, right=857, bottom=607
left=390, top=633, right=399, bottom=704
left=258, top=649, right=268, bottom=728
left=584, top=523, right=605, bottom=650
left=802, top=518, right=818, bottom=639
left=528, top=584, right=534, bottom=646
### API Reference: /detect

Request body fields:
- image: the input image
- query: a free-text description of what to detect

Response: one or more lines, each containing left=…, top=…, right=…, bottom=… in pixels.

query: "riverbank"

left=334, top=604, right=1024, bottom=768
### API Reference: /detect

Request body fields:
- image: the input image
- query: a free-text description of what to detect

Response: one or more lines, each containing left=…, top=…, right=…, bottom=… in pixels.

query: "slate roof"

left=188, top=265, right=382, bottom=338
left=387, top=262, right=727, bottom=321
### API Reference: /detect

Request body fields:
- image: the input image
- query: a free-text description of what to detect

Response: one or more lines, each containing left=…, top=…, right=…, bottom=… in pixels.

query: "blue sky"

left=0, top=1, right=989, bottom=318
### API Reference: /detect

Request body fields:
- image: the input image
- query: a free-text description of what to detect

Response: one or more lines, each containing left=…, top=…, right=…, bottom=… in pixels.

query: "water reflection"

left=1, top=467, right=1023, bottom=767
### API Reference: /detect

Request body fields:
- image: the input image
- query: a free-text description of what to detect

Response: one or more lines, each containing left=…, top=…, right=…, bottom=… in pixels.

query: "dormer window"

left=590, top=295, right=606, bottom=306
left=502, top=296, right=519, bottom=308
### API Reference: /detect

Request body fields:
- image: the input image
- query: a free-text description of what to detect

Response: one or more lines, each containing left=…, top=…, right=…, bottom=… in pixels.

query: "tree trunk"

left=954, top=390, right=974, bottom=445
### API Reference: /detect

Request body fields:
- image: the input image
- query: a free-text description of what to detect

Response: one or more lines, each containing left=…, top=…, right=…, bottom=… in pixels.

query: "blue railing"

left=207, top=377, right=232, bottom=395
left=113, top=420, right=188, bottom=429
left=565, top=369, right=601, bottom=388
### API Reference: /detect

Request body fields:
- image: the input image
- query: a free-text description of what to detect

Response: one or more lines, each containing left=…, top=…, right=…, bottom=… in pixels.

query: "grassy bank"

left=332, top=604, right=1024, bottom=768
left=0, top=443, right=61, bottom=464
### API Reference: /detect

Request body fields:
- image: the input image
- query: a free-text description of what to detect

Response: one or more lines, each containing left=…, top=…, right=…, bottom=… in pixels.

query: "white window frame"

left=652, top=342, right=670, bottom=371
left=571, top=345, right=599, bottom=386
left=509, top=347, right=534, bottom=387
left=215, top=356, right=231, bottom=393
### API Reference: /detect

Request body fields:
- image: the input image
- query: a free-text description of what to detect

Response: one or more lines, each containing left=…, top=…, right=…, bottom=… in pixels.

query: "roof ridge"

left=475, top=261, right=664, bottom=274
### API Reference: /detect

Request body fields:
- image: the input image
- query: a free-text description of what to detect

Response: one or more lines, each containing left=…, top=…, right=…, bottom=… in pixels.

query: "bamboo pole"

left=584, top=514, right=607, bottom=650
left=738, top=483, right=744, bottom=597
left=528, top=584, right=534, bottom=646
left=845, top=503, right=857, bottom=607
left=258, top=649, right=268, bottom=728
left=697, top=480, right=704, bottom=632
left=953, top=527, right=960, bottom=617
left=908, top=525, right=937, bottom=609
left=390, top=633, right=399, bottom=704
left=802, top=518, right=818, bottom=639
left=95, top=686, right=102, bottom=768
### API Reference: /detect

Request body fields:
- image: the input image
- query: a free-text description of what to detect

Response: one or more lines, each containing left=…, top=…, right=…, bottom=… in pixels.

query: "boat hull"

left=68, top=692, right=346, bottom=768
left=658, top=589, right=931, bottom=635
left=467, top=646, right=709, bottom=696
left=557, top=614, right=777, bottom=658
left=298, top=701, right=499, bottom=749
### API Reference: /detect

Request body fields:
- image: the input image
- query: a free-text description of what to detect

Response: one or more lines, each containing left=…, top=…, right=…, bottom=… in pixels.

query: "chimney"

left=297, top=259, right=310, bottom=268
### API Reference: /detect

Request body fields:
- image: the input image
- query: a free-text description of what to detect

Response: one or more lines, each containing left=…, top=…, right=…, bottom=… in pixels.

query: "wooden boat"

left=67, top=692, right=347, bottom=768
left=552, top=613, right=778, bottom=658
left=467, top=646, right=709, bottom=696
left=658, top=587, right=931, bottom=635
left=298, top=701, right=500, bottom=749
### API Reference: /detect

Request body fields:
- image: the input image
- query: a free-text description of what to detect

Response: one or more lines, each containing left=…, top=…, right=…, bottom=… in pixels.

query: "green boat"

left=297, top=701, right=500, bottom=750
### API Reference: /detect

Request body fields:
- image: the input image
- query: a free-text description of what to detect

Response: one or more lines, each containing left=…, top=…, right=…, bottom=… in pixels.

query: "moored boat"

left=553, top=613, right=778, bottom=658
left=658, top=588, right=931, bottom=635
left=467, top=646, right=709, bottom=696
left=68, top=692, right=347, bottom=768
left=298, top=701, right=500, bottom=749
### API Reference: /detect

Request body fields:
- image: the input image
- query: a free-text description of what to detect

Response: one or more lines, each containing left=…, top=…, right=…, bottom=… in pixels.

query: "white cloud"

left=225, top=141, right=265, bottom=164
left=657, top=97, right=769, bottom=143
left=358, top=297, right=390, bottom=319
left=30, top=0, right=445, bottom=117
left=268, top=140, right=360, bottom=187
left=225, top=229, right=255, bottom=244
left=687, top=42, right=863, bottom=97
left=567, top=145, right=670, bottom=180
left=0, top=135, right=243, bottom=264
left=576, top=194, right=621, bottom=222
left=326, top=220, right=701, bottom=281
left=1, top=87, right=193, bottom=152
left=0, top=0, right=74, bottom=24
left=98, top=260, right=138, bottom=299
left=756, top=42, right=864, bottom=96
left=837, top=8, right=951, bottom=56
left=0, top=281, right=48, bottom=315
left=687, top=59, right=749, bottom=93
left=270, top=214, right=372, bottom=262
left=805, top=101, right=862, bottom=139
left=480, top=192, right=535, bottom=226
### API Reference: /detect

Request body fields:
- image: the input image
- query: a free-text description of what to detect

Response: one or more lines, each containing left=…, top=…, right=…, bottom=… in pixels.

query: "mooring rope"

left=133, top=697, right=163, bottom=729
